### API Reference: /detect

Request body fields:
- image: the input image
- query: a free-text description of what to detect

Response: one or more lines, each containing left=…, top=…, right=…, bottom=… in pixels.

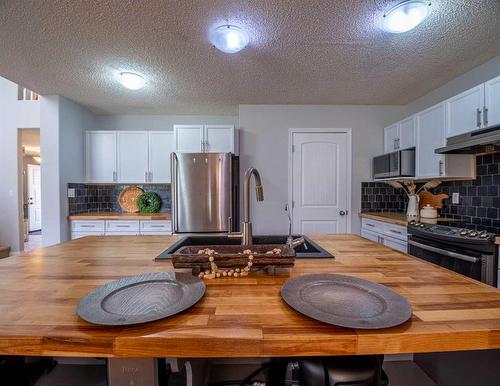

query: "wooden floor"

left=0, top=234, right=498, bottom=358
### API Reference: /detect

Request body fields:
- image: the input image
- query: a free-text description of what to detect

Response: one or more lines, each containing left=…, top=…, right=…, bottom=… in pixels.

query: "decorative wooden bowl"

left=172, top=244, right=295, bottom=275
left=118, top=186, right=144, bottom=213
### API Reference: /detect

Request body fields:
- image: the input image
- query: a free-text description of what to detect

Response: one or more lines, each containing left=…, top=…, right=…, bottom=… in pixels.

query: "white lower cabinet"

left=361, top=218, right=407, bottom=253
left=71, top=220, right=171, bottom=239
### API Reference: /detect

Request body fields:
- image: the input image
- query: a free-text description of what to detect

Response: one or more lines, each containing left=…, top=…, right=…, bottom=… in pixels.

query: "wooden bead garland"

left=197, top=247, right=277, bottom=280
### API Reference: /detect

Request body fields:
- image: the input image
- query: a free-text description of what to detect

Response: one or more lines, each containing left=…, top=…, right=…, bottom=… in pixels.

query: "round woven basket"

left=118, top=186, right=144, bottom=213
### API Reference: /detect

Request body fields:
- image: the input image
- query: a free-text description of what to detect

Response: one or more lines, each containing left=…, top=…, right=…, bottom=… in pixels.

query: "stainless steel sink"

left=155, top=235, right=334, bottom=260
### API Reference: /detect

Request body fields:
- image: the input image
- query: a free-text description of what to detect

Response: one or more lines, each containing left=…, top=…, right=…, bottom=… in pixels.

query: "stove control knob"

left=479, top=231, right=489, bottom=239
left=468, top=231, right=478, bottom=237
left=459, top=229, right=468, bottom=236
left=419, top=223, right=425, bottom=228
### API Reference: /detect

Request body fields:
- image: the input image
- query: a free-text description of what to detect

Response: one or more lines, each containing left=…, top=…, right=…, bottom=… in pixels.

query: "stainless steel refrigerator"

left=171, top=152, right=239, bottom=233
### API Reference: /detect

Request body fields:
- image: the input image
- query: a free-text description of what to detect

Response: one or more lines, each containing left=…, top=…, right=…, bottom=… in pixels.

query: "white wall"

left=238, top=105, right=404, bottom=235
left=0, top=77, right=40, bottom=253
left=93, top=114, right=238, bottom=131
left=41, top=96, right=96, bottom=246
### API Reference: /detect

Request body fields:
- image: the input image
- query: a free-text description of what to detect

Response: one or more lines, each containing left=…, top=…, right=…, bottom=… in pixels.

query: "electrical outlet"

left=452, top=192, right=460, bottom=204
left=68, top=188, right=75, bottom=198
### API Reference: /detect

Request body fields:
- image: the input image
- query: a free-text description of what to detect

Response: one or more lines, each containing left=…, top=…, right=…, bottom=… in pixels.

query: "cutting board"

left=419, top=191, right=448, bottom=209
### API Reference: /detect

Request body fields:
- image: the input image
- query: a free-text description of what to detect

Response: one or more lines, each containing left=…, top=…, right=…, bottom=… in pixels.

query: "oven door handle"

left=408, top=240, right=480, bottom=263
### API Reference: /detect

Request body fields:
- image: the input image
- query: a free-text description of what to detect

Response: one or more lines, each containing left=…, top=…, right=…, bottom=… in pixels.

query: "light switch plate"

left=452, top=192, right=459, bottom=204
left=68, top=188, right=75, bottom=198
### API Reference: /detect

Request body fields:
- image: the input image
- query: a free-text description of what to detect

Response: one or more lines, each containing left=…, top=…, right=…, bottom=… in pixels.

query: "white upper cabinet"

left=416, top=103, right=446, bottom=178
left=383, top=123, right=399, bottom=153
left=398, top=116, right=416, bottom=150
left=204, top=125, right=235, bottom=153
left=416, top=103, right=474, bottom=179
left=485, top=75, right=500, bottom=127
left=174, top=124, right=236, bottom=153
left=85, top=131, right=117, bottom=183
left=445, top=84, right=484, bottom=138
left=149, top=131, right=174, bottom=183
left=174, top=125, right=204, bottom=153
left=383, top=117, right=415, bottom=153
left=117, top=131, right=149, bottom=183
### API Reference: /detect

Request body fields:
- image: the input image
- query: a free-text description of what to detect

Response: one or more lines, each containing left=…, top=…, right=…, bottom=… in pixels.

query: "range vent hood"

left=436, top=124, right=500, bottom=154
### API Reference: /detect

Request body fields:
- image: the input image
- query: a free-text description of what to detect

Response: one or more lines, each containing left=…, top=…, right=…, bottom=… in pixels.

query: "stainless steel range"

left=407, top=221, right=498, bottom=287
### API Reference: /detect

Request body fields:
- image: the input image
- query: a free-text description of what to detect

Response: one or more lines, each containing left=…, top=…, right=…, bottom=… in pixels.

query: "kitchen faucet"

left=228, top=167, right=264, bottom=245
left=284, top=204, right=307, bottom=250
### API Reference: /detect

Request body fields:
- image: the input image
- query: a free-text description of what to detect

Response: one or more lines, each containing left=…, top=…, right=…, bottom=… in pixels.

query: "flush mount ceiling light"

left=209, top=25, right=249, bottom=53
left=383, top=1, right=431, bottom=33
left=118, top=72, right=146, bottom=90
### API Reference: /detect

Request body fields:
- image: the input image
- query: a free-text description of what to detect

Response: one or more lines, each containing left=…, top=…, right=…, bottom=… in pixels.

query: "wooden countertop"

left=68, top=212, right=171, bottom=221
left=360, top=212, right=453, bottom=226
left=0, top=235, right=499, bottom=358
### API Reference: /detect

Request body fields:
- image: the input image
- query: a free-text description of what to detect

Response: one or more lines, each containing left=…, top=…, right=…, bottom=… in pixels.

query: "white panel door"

left=292, top=132, right=348, bottom=234
left=399, top=116, right=416, bottom=150
left=27, top=164, right=42, bottom=232
left=485, top=75, right=500, bottom=127
left=149, top=131, right=174, bottom=183
left=174, top=125, right=203, bottom=152
left=445, top=84, right=484, bottom=138
left=416, top=103, right=446, bottom=178
left=384, top=123, right=399, bottom=153
left=204, top=125, right=234, bottom=153
left=117, top=131, right=149, bottom=183
left=85, top=131, right=117, bottom=182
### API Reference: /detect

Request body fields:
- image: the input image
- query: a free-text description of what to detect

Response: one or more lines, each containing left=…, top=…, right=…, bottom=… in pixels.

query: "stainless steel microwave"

left=373, top=148, right=415, bottom=179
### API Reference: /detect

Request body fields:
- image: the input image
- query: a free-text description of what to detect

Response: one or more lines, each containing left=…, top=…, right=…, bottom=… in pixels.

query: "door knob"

left=339, top=210, right=346, bottom=216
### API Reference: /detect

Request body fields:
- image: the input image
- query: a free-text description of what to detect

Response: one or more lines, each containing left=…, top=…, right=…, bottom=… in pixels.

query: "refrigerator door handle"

left=171, top=153, right=179, bottom=233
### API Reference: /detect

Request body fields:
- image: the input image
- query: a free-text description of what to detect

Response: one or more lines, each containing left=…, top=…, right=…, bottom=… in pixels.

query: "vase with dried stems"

left=385, top=180, right=442, bottom=217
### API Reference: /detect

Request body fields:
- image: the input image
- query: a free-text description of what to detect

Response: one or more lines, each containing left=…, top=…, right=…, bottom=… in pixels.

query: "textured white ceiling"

left=1, top=0, right=499, bottom=115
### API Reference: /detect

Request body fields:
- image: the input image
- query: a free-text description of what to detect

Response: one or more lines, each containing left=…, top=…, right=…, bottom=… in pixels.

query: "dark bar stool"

left=299, top=355, right=389, bottom=386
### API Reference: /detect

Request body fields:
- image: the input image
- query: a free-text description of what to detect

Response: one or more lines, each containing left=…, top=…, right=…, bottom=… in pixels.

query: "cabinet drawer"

left=361, top=218, right=385, bottom=233
left=106, top=220, right=140, bottom=231
left=383, top=223, right=407, bottom=241
left=361, top=229, right=380, bottom=243
left=140, top=221, right=172, bottom=232
left=105, top=231, right=141, bottom=236
left=72, top=220, right=105, bottom=232
left=71, top=231, right=104, bottom=239
left=383, top=236, right=407, bottom=253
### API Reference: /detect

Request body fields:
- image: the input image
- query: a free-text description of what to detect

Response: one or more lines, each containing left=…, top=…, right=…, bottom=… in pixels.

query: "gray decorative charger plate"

left=281, top=274, right=412, bottom=329
left=77, top=272, right=206, bottom=326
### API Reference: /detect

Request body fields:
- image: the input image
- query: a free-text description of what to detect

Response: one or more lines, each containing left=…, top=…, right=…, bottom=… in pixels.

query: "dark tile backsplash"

left=361, top=183, right=407, bottom=213
left=362, top=154, right=500, bottom=235
left=67, top=183, right=171, bottom=215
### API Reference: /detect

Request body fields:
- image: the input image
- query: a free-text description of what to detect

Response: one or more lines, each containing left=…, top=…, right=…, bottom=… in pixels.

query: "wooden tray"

left=118, top=186, right=144, bottom=212
left=172, top=244, right=295, bottom=273
left=281, top=274, right=412, bottom=329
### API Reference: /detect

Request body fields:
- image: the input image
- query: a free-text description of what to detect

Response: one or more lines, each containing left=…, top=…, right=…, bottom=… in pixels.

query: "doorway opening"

left=288, top=129, right=352, bottom=234
left=20, top=128, right=42, bottom=252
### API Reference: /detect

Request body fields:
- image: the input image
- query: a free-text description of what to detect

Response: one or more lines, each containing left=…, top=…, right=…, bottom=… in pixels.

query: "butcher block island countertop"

left=68, top=212, right=171, bottom=220
left=0, top=235, right=499, bottom=358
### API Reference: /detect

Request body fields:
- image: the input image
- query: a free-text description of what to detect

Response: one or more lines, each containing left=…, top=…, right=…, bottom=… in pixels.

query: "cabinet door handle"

left=439, top=159, right=444, bottom=176
left=149, top=172, right=153, bottom=182
left=476, top=108, right=482, bottom=127
left=393, top=138, right=397, bottom=150
left=113, top=171, right=117, bottom=182
left=145, top=171, right=148, bottom=182
left=389, top=229, right=402, bottom=235
left=483, top=107, right=489, bottom=126
left=365, top=223, right=375, bottom=227
left=205, top=140, right=209, bottom=152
